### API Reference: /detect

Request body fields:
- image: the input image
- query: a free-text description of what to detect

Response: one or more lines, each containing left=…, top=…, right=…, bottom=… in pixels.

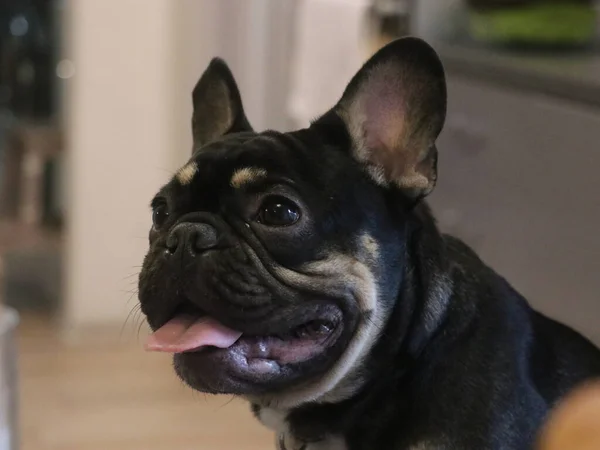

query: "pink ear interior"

left=341, top=59, right=441, bottom=193
left=361, top=69, right=408, bottom=155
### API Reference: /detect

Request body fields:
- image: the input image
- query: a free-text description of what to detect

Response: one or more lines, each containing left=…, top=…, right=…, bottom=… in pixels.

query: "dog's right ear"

left=191, top=58, right=253, bottom=150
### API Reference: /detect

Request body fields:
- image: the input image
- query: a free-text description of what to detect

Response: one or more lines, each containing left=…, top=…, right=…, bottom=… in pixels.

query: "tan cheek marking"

left=176, top=162, right=198, bottom=185
left=230, top=167, right=268, bottom=188
left=250, top=253, right=383, bottom=408
left=359, top=233, right=380, bottom=262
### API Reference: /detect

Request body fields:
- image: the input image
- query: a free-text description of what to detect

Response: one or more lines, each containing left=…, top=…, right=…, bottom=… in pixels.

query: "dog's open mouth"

left=144, top=302, right=341, bottom=368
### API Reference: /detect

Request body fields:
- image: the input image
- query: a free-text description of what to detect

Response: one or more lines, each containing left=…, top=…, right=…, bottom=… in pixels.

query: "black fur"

left=138, top=37, right=600, bottom=449
left=285, top=213, right=600, bottom=449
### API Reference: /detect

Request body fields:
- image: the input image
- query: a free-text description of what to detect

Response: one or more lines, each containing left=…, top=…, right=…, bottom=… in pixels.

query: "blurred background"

left=0, top=0, right=599, bottom=449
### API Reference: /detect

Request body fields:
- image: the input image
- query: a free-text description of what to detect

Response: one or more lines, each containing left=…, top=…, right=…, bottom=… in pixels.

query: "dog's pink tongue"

left=145, top=315, right=242, bottom=353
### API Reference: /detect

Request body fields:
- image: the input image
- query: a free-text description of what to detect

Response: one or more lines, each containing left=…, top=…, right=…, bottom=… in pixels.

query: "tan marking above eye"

left=230, top=167, right=268, bottom=189
left=176, top=162, right=198, bottom=185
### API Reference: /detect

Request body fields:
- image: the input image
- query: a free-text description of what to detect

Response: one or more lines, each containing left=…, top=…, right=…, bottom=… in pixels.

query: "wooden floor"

left=17, top=314, right=273, bottom=450
left=14, top=316, right=600, bottom=450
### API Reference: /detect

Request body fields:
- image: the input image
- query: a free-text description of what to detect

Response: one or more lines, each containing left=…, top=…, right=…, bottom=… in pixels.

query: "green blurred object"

left=468, top=3, right=597, bottom=47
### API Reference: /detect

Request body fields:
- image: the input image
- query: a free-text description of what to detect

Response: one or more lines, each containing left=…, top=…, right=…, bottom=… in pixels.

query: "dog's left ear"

left=330, top=37, right=447, bottom=199
left=191, top=58, right=253, bottom=149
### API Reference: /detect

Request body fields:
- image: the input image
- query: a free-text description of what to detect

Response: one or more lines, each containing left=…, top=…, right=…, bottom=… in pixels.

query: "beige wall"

left=61, top=0, right=292, bottom=329
left=63, top=0, right=211, bottom=329
left=170, top=0, right=221, bottom=164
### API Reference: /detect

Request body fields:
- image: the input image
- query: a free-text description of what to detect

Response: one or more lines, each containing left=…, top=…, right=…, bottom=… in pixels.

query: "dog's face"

left=138, top=37, right=446, bottom=407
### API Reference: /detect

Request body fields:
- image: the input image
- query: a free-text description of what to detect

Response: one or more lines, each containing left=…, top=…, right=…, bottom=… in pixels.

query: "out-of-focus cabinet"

left=429, top=74, right=600, bottom=344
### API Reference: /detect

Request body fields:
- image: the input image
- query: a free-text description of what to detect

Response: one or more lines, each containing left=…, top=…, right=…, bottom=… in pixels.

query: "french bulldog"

left=138, top=37, right=600, bottom=450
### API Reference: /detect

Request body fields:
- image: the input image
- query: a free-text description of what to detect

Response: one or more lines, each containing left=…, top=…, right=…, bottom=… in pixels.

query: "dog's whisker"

left=121, top=272, right=141, bottom=281
left=150, top=165, right=177, bottom=175
left=136, top=314, right=148, bottom=343
left=122, top=288, right=139, bottom=296
left=124, top=290, right=140, bottom=306
left=120, top=304, right=142, bottom=340
left=218, top=395, right=237, bottom=410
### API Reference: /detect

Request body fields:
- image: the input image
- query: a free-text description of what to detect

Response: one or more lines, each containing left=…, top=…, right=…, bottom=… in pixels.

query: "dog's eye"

left=257, top=196, right=300, bottom=227
left=152, top=203, right=170, bottom=229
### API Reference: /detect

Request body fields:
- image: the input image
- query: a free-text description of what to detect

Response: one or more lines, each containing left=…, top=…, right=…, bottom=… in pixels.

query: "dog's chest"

left=259, top=407, right=347, bottom=450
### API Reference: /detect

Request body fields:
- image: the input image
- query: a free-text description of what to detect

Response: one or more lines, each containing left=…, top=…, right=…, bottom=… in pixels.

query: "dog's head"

left=138, top=37, right=446, bottom=408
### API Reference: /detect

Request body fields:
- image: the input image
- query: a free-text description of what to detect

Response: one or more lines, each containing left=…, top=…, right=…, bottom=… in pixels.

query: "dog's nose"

left=166, top=222, right=218, bottom=256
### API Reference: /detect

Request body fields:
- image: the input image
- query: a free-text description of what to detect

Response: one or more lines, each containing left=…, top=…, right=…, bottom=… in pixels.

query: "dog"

left=138, top=37, right=600, bottom=449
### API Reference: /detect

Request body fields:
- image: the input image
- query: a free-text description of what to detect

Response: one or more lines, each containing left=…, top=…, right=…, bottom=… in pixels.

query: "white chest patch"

left=258, top=407, right=347, bottom=450
left=259, top=407, right=288, bottom=432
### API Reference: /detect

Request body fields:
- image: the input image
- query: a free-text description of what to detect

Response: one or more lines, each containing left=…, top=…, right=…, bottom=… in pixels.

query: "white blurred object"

left=0, top=301, right=18, bottom=450
left=288, top=0, right=370, bottom=127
